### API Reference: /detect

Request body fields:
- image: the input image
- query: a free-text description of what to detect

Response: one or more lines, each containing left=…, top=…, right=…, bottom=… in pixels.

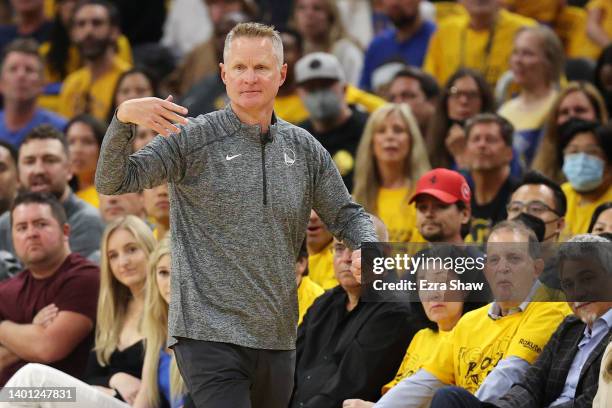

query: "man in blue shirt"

left=359, top=0, right=436, bottom=91
left=0, top=39, right=66, bottom=148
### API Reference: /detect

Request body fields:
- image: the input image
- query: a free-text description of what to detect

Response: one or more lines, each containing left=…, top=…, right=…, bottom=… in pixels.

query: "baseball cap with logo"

left=295, top=52, right=346, bottom=85
left=409, top=168, right=471, bottom=206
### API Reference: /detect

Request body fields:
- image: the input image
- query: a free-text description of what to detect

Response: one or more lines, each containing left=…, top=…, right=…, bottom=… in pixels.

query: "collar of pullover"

left=222, top=104, right=279, bottom=142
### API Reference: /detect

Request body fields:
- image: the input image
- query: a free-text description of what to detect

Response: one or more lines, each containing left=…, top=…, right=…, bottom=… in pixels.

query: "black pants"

left=431, top=386, right=495, bottom=408
left=173, top=338, right=295, bottom=408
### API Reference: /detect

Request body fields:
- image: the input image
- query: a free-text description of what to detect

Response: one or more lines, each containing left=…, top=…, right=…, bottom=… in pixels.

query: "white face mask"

left=562, top=153, right=605, bottom=192
left=303, top=89, right=343, bottom=123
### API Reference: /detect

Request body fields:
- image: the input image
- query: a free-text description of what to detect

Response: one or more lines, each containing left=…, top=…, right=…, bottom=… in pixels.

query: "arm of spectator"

left=0, top=345, right=20, bottom=373
left=474, top=356, right=530, bottom=402
left=133, top=353, right=155, bottom=408
left=0, top=311, right=93, bottom=363
left=587, top=6, right=612, bottom=48
left=32, top=303, right=59, bottom=328
left=310, top=142, right=377, bottom=250
left=109, top=372, right=141, bottom=405
left=374, top=369, right=445, bottom=408
left=445, top=124, right=469, bottom=169
left=95, top=97, right=190, bottom=196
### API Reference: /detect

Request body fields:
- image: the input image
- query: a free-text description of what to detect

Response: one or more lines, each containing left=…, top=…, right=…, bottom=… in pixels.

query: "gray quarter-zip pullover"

left=95, top=104, right=377, bottom=350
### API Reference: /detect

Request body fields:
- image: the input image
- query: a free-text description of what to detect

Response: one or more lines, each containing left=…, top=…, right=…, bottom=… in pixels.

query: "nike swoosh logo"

left=226, top=154, right=242, bottom=161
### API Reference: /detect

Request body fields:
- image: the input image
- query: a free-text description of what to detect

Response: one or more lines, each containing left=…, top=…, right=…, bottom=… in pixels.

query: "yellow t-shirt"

left=498, top=91, right=558, bottom=133
left=58, top=56, right=131, bottom=122
left=76, top=185, right=99, bottom=209
left=376, top=186, right=424, bottom=243
left=424, top=9, right=536, bottom=87
left=297, top=276, right=325, bottom=326
left=422, top=301, right=570, bottom=394
left=561, top=182, right=612, bottom=238
left=382, top=328, right=451, bottom=394
left=308, top=242, right=337, bottom=290
left=587, top=0, right=612, bottom=43
left=274, top=85, right=386, bottom=125
left=38, top=37, right=133, bottom=114
left=554, top=6, right=602, bottom=59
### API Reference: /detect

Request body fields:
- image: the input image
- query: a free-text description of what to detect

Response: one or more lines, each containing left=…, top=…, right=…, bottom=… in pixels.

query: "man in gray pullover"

left=95, top=22, right=378, bottom=408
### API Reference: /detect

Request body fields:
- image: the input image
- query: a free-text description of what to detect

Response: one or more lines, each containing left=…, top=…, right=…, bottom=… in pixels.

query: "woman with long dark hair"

left=426, top=68, right=494, bottom=170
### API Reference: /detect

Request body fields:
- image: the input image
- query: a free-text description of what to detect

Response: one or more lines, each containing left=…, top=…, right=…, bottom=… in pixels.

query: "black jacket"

left=492, top=315, right=612, bottom=408
left=290, top=286, right=418, bottom=408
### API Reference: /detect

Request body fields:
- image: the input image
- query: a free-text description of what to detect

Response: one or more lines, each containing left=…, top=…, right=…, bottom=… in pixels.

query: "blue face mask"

left=562, top=153, right=605, bottom=192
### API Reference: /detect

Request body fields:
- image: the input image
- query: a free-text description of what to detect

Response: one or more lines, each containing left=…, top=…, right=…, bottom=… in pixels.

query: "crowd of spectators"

left=0, top=0, right=611, bottom=407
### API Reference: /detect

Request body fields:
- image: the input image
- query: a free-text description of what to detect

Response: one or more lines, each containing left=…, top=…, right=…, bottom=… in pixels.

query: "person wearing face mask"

left=506, top=171, right=567, bottom=244
left=559, top=119, right=612, bottom=238
left=296, top=52, right=369, bottom=191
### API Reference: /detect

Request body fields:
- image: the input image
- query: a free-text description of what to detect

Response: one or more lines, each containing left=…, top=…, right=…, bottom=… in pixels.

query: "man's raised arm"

left=95, top=96, right=189, bottom=195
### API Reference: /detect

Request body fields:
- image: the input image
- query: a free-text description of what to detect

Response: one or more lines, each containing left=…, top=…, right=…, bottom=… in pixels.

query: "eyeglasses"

left=506, top=200, right=559, bottom=217
left=448, top=87, right=480, bottom=101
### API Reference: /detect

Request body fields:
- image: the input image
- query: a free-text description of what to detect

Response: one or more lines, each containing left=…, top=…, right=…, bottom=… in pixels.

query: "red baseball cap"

left=409, top=168, right=471, bottom=206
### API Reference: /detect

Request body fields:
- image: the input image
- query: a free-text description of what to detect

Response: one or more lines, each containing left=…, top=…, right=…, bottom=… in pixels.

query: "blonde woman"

left=134, top=238, right=187, bottom=408
left=1, top=216, right=157, bottom=407
left=532, top=81, right=609, bottom=184
left=498, top=25, right=564, bottom=168
left=353, top=103, right=430, bottom=243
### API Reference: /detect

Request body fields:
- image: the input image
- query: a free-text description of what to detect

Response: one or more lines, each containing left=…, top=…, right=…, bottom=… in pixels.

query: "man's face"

left=143, top=184, right=170, bottom=226
left=382, top=0, right=421, bottom=28
left=485, top=229, right=542, bottom=303
left=98, top=192, right=145, bottom=223
left=387, top=76, right=433, bottom=127
left=306, top=210, right=333, bottom=251
left=0, top=146, right=18, bottom=211
left=19, top=139, right=71, bottom=199
left=507, top=184, right=564, bottom=243
left=12, top=203, right=68, bottom=267
left=560, top=258, right=612, bottom=325
left=220, top=37, right=287, bottom=116
left=415, top=195, right=469, bottom=242
left=0, top=51, right=44, bottom=104
left=466, top=122, right=512, bottom=171
left=332, top=239, right=359, bottom=289
left=296, top=78, right=345, bottom=124
left=71, top=4, right=116, bottom=61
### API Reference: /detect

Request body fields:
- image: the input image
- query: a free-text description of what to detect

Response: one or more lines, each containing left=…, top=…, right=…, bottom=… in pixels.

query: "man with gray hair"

left=95, top=22, right=377, bottom=407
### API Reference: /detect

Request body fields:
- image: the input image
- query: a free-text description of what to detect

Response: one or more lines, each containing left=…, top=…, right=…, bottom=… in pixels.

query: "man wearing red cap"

left=410, top=168, right=472, bottom=244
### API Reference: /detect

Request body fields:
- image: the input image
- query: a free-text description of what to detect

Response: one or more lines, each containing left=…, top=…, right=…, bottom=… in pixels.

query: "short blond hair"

left=224, top=22, right=284, bottom=68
